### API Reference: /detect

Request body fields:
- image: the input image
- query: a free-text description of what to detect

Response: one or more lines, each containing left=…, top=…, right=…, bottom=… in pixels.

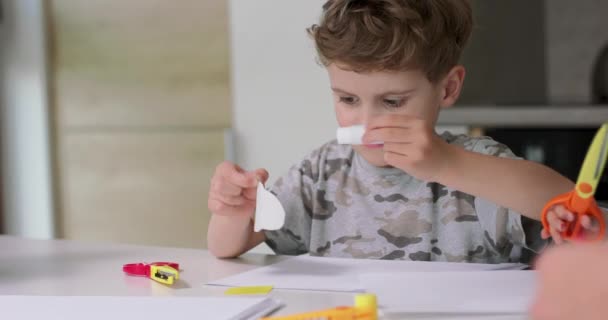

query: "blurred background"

left=0, top=0, right=607, bottom=250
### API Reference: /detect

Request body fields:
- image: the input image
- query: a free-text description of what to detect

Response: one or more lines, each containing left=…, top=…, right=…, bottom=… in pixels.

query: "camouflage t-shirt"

left=264, top=132, right=547, bottom=263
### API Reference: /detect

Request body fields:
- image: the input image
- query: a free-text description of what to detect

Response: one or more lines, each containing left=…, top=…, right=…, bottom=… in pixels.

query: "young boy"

left=207, top=0, right=598, bottom=262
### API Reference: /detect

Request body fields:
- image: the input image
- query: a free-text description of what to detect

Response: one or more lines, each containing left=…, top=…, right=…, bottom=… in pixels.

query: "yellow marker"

left=225, top=286, right=274, bottom=295
left=262, top=293, right=377, bottom=320
left=149, top=265, right=179, bottom=285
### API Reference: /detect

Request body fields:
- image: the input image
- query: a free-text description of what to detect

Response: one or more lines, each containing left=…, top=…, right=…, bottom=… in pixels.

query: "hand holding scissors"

left=541, top=123, right=608, bottom=242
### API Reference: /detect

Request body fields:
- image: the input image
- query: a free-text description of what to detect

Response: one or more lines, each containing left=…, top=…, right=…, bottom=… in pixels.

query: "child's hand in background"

left=207, top=161, right=269, bottom=218
left=531, top=243, right=608, bottom=320
left=363, top=114, right=451, bottom=181
left=541, top=204, right=601, bottom=244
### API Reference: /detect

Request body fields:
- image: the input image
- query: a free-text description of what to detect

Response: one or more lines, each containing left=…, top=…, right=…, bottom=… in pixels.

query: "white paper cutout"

left=254, top=182, right=286, bottom=232
left=336, top=125, right=383, bottom=145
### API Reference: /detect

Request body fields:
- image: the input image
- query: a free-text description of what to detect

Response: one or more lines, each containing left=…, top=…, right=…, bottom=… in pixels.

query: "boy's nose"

left=360, top=106, right=380, bottom=127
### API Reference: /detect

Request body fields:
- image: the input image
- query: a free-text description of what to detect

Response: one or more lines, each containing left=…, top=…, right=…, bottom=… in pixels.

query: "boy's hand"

left=207, top=161, right=269, bottom=217
left=541, top=204, right=601, bottom=244
left=362, top=114, right=451, bottom=181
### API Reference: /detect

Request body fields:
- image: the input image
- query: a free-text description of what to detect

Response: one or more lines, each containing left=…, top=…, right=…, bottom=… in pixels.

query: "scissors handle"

left=541, top=191, right=606, bottom=241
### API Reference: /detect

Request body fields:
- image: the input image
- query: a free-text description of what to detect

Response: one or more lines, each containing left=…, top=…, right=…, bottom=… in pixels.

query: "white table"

left=0, top=236, right=525, bottom=319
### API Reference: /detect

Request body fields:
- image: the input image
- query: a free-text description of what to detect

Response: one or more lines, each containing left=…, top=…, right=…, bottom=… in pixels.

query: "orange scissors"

left=541, top=123, right=608, bottom=241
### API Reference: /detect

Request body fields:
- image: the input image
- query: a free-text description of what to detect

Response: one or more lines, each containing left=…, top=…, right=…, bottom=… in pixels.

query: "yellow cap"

left=355, top=293, right=377, bottom=320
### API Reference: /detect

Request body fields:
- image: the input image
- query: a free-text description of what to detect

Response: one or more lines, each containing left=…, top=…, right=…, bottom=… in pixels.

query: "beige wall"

left=49, top=0, right=230, bottom=248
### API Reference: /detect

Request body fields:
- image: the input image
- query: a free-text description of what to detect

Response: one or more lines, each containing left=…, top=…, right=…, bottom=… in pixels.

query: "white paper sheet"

left=254, top=182, right=286, bottom=232
left=1, top=296, right=283, bottom=320
left=207, top=255, right=528, bottom=292
left=359, top=271, right=537, bottom=314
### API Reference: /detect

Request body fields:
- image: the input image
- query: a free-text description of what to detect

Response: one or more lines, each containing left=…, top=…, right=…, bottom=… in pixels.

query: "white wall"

left=0, top=0, right=54, bottom=238
left=229, top=0, right=334, bottom=182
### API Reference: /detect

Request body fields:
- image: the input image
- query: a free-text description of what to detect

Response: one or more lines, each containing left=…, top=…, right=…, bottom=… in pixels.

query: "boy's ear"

left=439, top=65, right=466, bottom=109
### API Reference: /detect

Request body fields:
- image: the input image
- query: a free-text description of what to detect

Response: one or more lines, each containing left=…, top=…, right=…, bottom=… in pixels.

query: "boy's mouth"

left=364, top=143, right=384, bottom=149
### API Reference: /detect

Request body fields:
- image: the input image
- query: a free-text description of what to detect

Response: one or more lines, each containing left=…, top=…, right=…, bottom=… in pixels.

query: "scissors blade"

left=595, top=128, right=608, bottom=179
left=577, top=123, right=608, bottom=197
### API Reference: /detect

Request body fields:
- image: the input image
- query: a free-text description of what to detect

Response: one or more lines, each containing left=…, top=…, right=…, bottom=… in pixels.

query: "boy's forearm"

left=436, top=144, right=574, bottom=220
left=207, top=214, right=257, bottom=258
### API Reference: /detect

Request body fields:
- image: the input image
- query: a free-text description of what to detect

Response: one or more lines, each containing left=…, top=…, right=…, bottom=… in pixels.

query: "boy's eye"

left=383, top=99, right=404, bottom=109
left=339, top=96, right=358, bottom=105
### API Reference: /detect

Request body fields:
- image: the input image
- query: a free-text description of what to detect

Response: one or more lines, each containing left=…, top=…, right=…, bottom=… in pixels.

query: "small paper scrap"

left=336, top=125, right=383, bottom=145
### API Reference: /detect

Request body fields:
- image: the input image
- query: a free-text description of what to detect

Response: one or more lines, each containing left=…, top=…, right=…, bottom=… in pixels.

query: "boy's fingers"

left=217, top=161, right=243, bottom=174
left=581, top=215, right=601, bottom=235
left=228, top=169, right=257, bottom=188
left=208, top=197, right=236, bottom=214
left=363, top=128, right=412, bottom=144
left=242, top=171, right=269, bottom=201
left=254, top=168, right=270, bottom=184
left=550, top=227, right=563, bottom=244
left=216, top=161, right=257, bottom=188
left=541, top=228, right=551, bottom=239
left=382, top=142, right=416, bottom=158
left=232, top=162, right=245, bottom=173
left=215, top=194, right=246, bottom=207
left=554, top=205, right=574, bottom=222
left=242, top=186, right=258, bottom=201
left=546, top=211, right=564, bottom=232
left=212, top=178, right=242, bottom=196
left=581, top=215, right=592, bottom=230
left=546, top=211, right=564, bottom=244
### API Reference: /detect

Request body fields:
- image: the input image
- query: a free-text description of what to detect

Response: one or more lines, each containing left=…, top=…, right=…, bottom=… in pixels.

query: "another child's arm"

left=531, top=243, right=608, bottom=320
left=207, top=161, right=268, bottom=258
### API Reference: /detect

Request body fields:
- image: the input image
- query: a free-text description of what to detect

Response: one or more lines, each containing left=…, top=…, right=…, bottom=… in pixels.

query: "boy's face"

left=327, top=64, right=445, bottom=167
